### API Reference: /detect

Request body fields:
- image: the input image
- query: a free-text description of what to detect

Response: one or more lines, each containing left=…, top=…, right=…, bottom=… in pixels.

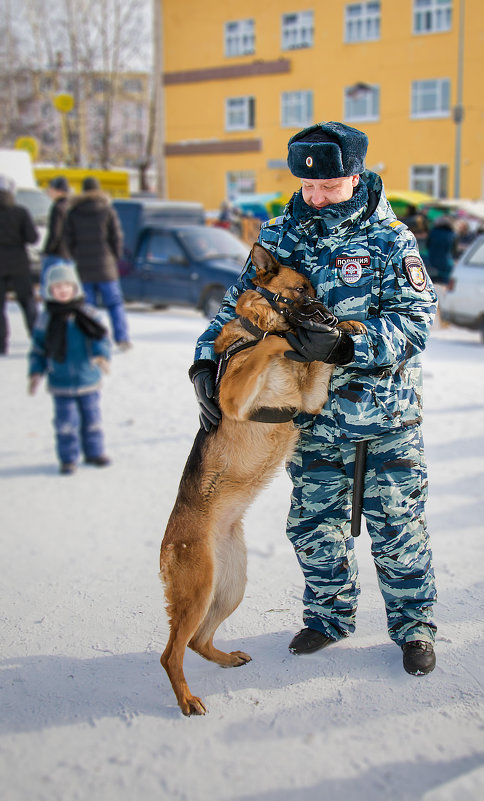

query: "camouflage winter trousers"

left=286, top=425, right=437, bottom=646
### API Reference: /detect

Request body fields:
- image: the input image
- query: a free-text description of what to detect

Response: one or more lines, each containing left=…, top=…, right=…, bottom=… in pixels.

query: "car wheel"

left=201, top=288, right=225, bottom=319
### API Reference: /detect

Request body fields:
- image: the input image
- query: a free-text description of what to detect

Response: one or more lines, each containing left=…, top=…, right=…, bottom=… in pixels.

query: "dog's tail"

left=174, top=427, right=213, bottom=505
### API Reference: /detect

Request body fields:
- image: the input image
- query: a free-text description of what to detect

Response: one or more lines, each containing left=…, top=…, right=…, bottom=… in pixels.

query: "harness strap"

left=255, top=286, right=295, bottom=313
left=249, top=406, right=297, bottom=423
left=239, top=316, right=269, bottom=340
left=215, top=337, right=258, bottom=386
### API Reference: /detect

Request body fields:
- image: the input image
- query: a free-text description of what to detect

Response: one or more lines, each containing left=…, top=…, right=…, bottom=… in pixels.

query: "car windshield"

left=177, top=226, right=249, bottom=264
left=467, top=237, right=484, bottom=265
left=15, top=189, right=51, bottom=225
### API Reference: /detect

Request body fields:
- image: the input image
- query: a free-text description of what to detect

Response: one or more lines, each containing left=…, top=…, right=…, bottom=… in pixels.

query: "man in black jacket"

left=41, top=175, right=71, bottom=294
left=0, top=175, right=39, bottom=355
left=64, top=177, right=131, bottom=350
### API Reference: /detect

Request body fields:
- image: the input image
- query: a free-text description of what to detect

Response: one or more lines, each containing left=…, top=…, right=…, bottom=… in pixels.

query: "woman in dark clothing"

left=0, top=174, right=39, bottom=354
left=64, top=177, right=131, bottom=349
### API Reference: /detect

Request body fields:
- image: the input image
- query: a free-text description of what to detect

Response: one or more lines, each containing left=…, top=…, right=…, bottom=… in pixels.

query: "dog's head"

left=235, top=243, right=337, bottom=333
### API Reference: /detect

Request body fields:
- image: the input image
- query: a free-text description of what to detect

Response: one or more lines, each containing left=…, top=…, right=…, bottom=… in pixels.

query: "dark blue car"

left=114, top=199, right=250, bottom=318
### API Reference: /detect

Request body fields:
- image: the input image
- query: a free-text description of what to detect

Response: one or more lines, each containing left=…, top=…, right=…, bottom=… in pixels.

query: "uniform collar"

left=290, top=181, right=369, bottom=236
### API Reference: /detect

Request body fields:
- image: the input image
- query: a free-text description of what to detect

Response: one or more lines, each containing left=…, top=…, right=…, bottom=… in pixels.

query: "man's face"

left=301, top=175, right=360, bottom=209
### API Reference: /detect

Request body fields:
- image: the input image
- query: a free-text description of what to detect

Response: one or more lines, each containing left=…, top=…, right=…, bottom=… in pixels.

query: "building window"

left=413, top=0, right=452, bottom=34
left=226, top=170, right=256, bottom=201
left=411, top=78, right=450, bottom=118
left=282, top=10, right=314, bottom=50
left=225, top=96, right=255, bottom=131
left=123, top=78, right=143, bottom=93
left=410, top=164, right=449, bottom=197
left=281, top=90, right=313, bottom=128
left=345, top=2, right=381, bottom=42
left=225, top=19, right=255, bottom=57
left=344, top=84, right=380, bottom=122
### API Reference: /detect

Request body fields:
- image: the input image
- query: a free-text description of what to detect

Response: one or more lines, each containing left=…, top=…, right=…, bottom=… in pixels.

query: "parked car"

left=440, top=233, right=484, bottom=340
left=114, top=199, right=250, bottom=317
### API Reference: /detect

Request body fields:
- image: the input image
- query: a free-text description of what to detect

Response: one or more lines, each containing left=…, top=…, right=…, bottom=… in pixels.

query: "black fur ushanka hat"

left=287, top=121, right=368, bottom=179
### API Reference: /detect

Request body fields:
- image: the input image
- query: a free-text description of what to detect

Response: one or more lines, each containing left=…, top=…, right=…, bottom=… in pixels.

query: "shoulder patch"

left=403, top=255, right=427, bottom=292
left=389, top=220, right=403, bottom=229
left=261, top=215, right=284, bottom=229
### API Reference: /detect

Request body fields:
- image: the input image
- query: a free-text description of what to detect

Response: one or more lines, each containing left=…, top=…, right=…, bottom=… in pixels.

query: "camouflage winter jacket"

left=194, top=171, right=437, bottom=442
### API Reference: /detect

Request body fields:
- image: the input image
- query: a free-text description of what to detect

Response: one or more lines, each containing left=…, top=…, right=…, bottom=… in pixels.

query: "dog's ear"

left=251, top=243, right=280, bottom=282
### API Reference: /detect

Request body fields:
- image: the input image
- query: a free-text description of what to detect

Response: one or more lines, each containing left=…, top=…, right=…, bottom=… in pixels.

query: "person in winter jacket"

left=426, top=215, right=456, bottom=287
left=40, top=175, right=71, bottom=295
left=190, top=121, right=438, bottom=677
left=28, top=261, right=111, bottom=475
left=0, top=174, right=39, bottom=355
left=64, top=177, right=131, bottom=350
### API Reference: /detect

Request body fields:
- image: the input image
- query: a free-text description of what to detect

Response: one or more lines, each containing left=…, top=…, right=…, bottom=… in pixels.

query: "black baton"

left=351, top=440, right=368, bottom=538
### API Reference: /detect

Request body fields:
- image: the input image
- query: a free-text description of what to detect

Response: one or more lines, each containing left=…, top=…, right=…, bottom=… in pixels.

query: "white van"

left=0, top=149, right=50, bottom=279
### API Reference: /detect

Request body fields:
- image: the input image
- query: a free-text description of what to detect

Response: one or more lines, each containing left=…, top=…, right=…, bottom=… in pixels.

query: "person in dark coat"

left=426, top=215, right=457, bottom=325
left=426, top=215, right=456, bottom=287
left=64, top=177, right=131, bottom=349
left=41, top=175, right=71, bottom=294
left=0, top=174, right=39, bottom=355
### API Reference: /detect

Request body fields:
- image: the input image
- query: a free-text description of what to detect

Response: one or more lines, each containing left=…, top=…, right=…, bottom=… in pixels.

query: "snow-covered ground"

left=1, top=302, right=483, bottom=801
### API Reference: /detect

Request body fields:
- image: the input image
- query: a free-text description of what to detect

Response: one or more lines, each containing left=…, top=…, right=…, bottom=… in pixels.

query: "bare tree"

left=13, top=0, right=152, bottom=167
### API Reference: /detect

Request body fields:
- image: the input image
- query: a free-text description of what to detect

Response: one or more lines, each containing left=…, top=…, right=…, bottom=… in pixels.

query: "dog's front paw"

left=229, top=650, right=252, bottom=665
left=338, top=320, right=367, bottom=335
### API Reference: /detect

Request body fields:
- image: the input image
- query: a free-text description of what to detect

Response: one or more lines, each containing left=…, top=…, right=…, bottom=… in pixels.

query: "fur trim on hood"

left=67, top=190, right=111, bottom=211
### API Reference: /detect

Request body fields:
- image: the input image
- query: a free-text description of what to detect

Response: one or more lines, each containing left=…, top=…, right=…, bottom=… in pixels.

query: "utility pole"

left=453, top=0, right=465, bottom=198
left=153, top=0, right=167, bottom=198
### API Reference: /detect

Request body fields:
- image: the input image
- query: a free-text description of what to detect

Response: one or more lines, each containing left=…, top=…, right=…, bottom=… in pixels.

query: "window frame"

left=225, top=96, right=255, bottom=132
left=413, top=0, right=452, bottom=35
left=410, top=164, right=449, bottom=198
left=344, top=2, right=381, bottom=43
left=344, top=83, right=380, bottom=123
left=281, top=10, right=314, bottom=51
left=226, top=170, right=256, bottom=201
left=411, top=78, right=451, bottom=119
left=281, top=90, right=314, bottom=129
left=224, top=19, right=255, bottom=58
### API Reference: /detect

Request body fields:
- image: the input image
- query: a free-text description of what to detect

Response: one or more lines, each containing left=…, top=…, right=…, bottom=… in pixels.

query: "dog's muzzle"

left=284, top=296, right=339, bottom=332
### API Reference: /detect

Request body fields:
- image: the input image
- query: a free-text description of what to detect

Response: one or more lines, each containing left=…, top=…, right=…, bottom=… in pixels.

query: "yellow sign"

left=15, top=137, right=39, bottom=160
left=54, top=93, right=74, bottom=113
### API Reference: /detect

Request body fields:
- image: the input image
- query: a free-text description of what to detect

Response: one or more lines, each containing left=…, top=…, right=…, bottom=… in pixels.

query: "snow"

left=1, top=302, right=483, bottom=801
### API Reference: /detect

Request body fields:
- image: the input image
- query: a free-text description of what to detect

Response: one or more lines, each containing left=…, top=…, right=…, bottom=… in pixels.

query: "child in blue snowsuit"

left=189, top=122, right=438, bottom=677
left=28, top=261, right=111, bottom=474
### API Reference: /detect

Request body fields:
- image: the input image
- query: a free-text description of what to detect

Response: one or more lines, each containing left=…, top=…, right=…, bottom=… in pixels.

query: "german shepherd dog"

left=159, top=243, right=366, bottom=715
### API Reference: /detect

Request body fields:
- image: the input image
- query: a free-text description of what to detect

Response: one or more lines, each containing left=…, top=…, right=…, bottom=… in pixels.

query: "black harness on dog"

left=215, top=286, right=338, bottom=424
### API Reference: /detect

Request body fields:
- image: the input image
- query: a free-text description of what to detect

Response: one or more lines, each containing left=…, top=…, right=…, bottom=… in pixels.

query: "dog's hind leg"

left=189, top=518, right=252, bottom=667
left=160, top=539, right=215, bottom=716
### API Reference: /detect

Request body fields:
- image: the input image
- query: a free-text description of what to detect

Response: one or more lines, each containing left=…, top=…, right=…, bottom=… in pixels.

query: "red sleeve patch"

left=403, top=256, right=427, bottom=292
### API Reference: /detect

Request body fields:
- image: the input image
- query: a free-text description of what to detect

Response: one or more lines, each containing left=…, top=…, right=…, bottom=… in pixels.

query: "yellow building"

left=160, top=0, right=483, bottom=210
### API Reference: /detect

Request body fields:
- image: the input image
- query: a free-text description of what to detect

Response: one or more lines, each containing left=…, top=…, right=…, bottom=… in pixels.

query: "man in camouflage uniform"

left=189, top=121, right=437, bottom=676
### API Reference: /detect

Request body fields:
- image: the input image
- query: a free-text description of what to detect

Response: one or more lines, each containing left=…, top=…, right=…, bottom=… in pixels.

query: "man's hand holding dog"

left=285, top=324, right=354, bottom=365
left=189, top=361, right=222, bottom=431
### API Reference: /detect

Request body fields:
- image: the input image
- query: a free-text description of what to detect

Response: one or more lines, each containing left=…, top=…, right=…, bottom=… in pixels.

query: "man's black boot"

left=402, top=640, right=436, bottom=675
left=289, top=628, right=334, bottom=655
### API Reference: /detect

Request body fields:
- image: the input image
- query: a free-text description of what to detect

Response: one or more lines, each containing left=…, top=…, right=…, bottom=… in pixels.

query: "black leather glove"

left=285, top=326, right=354, bottom=365
left=189, top=360, right=221, bottom=431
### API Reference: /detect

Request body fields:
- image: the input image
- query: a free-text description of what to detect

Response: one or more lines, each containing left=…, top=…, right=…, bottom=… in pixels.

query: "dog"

left=159, top=243, right=366, bottom=715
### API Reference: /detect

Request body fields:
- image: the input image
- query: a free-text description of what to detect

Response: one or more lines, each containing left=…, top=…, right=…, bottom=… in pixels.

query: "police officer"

left=189, top=121, right=438, bottom=676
